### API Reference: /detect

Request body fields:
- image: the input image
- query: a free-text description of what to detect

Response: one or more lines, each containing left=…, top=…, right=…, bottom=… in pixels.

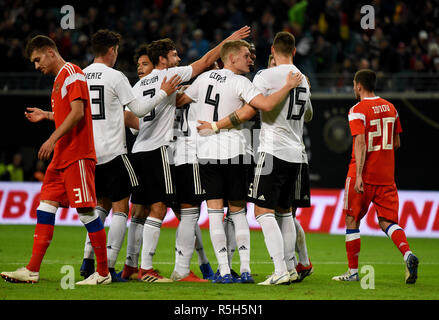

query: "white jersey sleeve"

left=114, top=72, right=136, bottom=106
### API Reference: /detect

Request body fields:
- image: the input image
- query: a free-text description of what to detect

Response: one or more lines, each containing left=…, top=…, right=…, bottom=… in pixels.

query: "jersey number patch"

left=143, top=88, right=156, bottom=121
left=205, top=84, right=220, bottom=121
left=368, top=117, right=395, bottom=152
left=286, top=87, right=306, bottom=120
left=90, top=85, right=105, bottom=120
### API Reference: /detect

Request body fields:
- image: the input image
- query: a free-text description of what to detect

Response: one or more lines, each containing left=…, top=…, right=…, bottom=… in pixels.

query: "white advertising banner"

left=0, top=182, right=438, bottom=238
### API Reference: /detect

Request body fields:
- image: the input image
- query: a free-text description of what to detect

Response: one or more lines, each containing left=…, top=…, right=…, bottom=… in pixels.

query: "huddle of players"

left=78, top=27, right=314, bottom=285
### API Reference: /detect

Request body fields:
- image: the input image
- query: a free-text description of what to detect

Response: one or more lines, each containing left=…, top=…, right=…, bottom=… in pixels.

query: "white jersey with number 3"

left=83, top=62, right=136, bottom=165
left=131, top=66, right=193, bottom=153
left=253, top=64, right=312, bottom=163
left=185, top=69, right=261, bottom=160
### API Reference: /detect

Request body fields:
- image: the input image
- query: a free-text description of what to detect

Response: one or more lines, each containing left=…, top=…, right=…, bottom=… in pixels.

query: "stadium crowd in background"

left=0, top=0, right=438, bottom=87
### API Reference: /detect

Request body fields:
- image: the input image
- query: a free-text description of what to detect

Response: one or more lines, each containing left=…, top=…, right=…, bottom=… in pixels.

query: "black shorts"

left=249, top=152, right=303, bottom=210
left=291, top=163, right=311, bottom=209
left=199, top=155, right=249, bottom=202
left=174, top=163, right=205, bottom=205
left=131, top=146, right=176, bottom=206
left=95, top=154, right=138, bottom=202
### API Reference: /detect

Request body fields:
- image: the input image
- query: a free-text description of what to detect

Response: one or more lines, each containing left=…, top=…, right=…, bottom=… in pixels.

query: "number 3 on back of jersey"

left=143, top=88, right=156, bottom=121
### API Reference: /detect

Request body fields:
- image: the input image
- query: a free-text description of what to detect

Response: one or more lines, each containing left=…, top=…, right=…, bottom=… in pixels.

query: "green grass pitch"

left=0, top=225, right=438, bottom=300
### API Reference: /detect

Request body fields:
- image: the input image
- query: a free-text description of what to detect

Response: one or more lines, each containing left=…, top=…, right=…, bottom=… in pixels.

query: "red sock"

left=88, top=229, right=109, bottom=276
left=390, top=228, right=411, bottom=256
left=27, top=223, right=54, bottom=272
left=345, top=230, right=361, bottom=270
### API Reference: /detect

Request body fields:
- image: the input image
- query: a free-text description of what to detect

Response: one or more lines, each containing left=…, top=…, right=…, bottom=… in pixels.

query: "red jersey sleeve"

left=348, top=103, right=366, bottom=136
left=64, top=72, right=89, bottom=103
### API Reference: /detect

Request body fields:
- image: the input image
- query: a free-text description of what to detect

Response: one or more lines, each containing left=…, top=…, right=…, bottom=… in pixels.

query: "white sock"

left=125, top=217, right=145, bottom=268
left=208, top=208, right=230, bottom=276
left=83, top=206, right=107, bottom=259
left=174, top=207, right=199, bottom=276
left=275, top=212, right=296, bottom=272
left=294, top=217, right=310, bottom=266
left=256, top=213, right=287, bottom=275
left=194, top=224, right=209, bottom=265
left=230, top=208, right=251, bottom=274
left=224, top=214, right=236, bottom=268
left=106, top=212, right=128, bottom=269
left=140, top=217, right=162, bottom=270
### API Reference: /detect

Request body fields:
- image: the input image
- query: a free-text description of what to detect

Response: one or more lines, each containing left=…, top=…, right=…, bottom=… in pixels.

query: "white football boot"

left=76, top=271, right=111, bottom=285
left=1, top=267, right=39, bottom=283
left=257, top=271, right=290, bottom=286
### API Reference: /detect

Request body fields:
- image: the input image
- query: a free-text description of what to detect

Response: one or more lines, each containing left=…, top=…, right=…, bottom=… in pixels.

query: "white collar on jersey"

left=363, top=96, right=380, bottom=100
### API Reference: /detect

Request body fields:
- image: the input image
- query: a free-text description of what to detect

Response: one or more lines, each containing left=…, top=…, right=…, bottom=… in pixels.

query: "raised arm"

left=126, top=74, right=182, bottom=118
left=190, top=26, right=251, bottom=78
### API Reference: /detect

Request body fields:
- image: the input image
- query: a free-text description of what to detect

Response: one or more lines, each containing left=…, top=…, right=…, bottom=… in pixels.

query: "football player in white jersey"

left=195, top=32, right=310, bottom=285
left=177, top=39, right=302, bottom=283
left=119, top=46, right=214, bottom=281
left=130, top=27, right=252, bottom=283
left=79, top=30, right=181, bottom=281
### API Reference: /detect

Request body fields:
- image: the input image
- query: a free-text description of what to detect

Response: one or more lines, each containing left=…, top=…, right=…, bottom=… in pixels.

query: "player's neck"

left=360, top=91, right=376, bottom=100
left=273, top=52, right=293, bottom=66
left=274, top=57, right=293, bottom=66
left=52, top=56, right=67, bottom=76
left=94, top=56, right=112, bottom=68
left=224, top=65, right=244, bottom=75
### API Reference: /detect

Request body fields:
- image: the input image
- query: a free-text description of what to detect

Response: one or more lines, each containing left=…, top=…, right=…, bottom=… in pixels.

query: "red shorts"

left=40, top=159, right=96, bottom=208
left=342, top=176, right=399, bottom=223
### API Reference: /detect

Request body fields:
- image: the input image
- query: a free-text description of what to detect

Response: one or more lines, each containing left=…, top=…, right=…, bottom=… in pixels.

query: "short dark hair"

left=25, top=35, right=57, bottom=59
left=134, top=43, right=149, bottom=64
left=147, top=38, right=176, bottom=66
left=273, top=31, right=295, bottom=56
left=354, top=69, right=376, bottom=92
left=91, top=29, right=121, bottom=57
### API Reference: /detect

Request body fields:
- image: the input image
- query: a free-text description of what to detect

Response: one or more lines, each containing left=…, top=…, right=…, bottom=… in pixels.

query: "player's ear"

left=292, top=47, right=296, bottom=57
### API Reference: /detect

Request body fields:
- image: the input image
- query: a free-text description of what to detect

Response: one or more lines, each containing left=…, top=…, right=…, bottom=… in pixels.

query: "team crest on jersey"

left=55, top=83, right=60, bottom=93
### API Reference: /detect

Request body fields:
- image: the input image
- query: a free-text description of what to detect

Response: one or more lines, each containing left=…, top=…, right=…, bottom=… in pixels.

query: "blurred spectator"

left=6, top=153, right=24, bottom=182
left=0, top=0, right=437, bottom=92
left=33, top=160, right=46, bottom=182
left=187, top=29, right=210, bottom=60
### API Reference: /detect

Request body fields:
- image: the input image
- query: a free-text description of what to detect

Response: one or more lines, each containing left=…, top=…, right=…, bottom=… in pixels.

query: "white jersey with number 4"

left=132, top=66, right=193, bottom=153
left=185, top=69, right=261, bottom=160
left=83, top=62, right=136, bottom=165
left=253, top=64, right=312, bottom=163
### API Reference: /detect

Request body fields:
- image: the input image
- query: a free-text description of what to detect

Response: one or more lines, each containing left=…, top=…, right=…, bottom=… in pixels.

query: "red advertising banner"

left=1, top=182, right=438, bottom=238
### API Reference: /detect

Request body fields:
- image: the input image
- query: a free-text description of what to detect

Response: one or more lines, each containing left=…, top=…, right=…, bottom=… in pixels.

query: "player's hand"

left=160, top=75, right=182, bottom=96
left=227, top=26, right=251, bottom=41
left=286, top=71, right=303, bottom=89
left=197, top=120, right=216, bottom=136
left=25, top=107, right=48, bottom=122
left=354, top=176, right=364, bottom=194
left=38, top=137, right=56, bottom=161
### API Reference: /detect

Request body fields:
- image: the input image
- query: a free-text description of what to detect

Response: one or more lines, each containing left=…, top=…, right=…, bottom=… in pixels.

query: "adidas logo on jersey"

left=258, top=195, right=266, bottom=201
left=238, top=245, right=248, bottom=251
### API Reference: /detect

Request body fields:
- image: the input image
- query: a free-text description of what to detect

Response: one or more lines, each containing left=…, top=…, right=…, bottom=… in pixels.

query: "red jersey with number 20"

left=50, top=63, right=96, bottom=169
left=347, top=96, right=402, bottom=185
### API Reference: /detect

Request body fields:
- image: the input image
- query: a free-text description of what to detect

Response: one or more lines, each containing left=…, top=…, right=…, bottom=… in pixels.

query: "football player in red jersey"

left=1, top=35, right=110, bottom=285
left=332, top=69, right=418, bottom=284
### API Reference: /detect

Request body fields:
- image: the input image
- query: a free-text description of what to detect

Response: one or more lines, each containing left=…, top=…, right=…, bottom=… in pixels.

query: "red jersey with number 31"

left=347, top=96, right=402, bottom=185
left=50, top=62, right=96, bottom=169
